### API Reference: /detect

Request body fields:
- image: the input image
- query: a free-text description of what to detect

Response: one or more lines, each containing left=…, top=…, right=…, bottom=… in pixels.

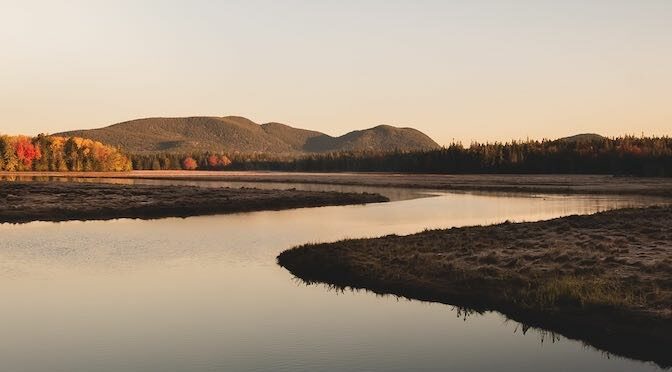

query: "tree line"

left=0, top=134, right=132, bottom=172
left=130, top=136, right=672, bottom=176
left=131, top=153, right=233, bottom=170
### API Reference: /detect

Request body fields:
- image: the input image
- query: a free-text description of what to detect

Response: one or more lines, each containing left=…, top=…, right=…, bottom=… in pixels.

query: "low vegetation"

left=0, top=181, right=388, bottom=223
left=0, top=134, right=131, bottom=172
left=278, top=206, right=672, bottom=367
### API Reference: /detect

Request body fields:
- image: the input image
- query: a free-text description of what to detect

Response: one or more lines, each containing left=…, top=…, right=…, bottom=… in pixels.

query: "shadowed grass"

left=531, top=276, right=644, bottom=310
left=0, top=181, right=389, bottom=223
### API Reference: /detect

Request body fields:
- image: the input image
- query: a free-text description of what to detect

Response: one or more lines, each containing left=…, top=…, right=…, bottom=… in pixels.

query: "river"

left=0, top=179, right=667, bottom=371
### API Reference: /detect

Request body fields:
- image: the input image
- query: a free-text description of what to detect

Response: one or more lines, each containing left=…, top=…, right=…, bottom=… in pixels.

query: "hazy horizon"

left=2, top=1, right=671, bottom=145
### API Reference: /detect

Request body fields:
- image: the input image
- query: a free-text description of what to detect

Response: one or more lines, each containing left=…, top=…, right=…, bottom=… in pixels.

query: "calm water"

left=0, top=181, right=668, bottom=371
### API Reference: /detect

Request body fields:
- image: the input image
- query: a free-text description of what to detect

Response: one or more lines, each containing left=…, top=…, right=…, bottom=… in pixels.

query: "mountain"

left=556, top=133, right=605, bottom=143
left=259, top=122, right=325, bottom=152
left=55, top=116, right=440, bottom=154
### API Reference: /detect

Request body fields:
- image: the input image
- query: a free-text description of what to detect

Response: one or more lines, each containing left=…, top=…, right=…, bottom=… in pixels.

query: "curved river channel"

left=0, top=178, right=669, bottom=371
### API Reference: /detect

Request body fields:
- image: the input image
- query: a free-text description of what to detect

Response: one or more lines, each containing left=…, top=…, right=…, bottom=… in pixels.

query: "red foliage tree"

left=207, top=154, right=220, bottom=168
left=182, top=157, right=198, bottom=170
left=15, top=137, right=41, bottom=167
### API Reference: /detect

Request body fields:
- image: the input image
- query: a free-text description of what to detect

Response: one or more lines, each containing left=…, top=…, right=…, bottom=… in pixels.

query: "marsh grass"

left=278, top=205, right=672, bottom=367
left=531, top=276, right=645, bottom=310
left=0, top=181, right=389, bottom=223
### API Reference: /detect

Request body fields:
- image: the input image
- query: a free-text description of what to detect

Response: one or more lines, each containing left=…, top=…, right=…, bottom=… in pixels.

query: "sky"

left=1, top=0, right=671, bottom=145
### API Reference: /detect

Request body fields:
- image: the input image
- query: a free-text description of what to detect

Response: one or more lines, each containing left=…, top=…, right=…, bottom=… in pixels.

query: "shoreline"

left=2, top=171, right=672, bottom=198
left=278, top=206, right=672, bottom=367
left=0, top=181, right=388, bottom=224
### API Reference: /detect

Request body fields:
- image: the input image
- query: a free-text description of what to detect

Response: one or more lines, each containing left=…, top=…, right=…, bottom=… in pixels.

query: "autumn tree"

left=33, top=134, right=52, bottom=171
left=220, top=155, right=232, bottom=168
left=0, top=136, right=8, bottom=170
left=182, top=157, right=198, bottom=170
left=63, top=137, right=81, bottom=171
left=15, top=136, right=41, bottom=170
left=1, top=136, right=18, bottom=171
left=0, top=133, right=131, bottom=172
left=207, top=154, right=220, bottom=168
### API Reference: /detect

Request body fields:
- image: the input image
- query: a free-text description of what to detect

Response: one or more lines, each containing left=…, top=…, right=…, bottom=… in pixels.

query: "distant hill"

left=56, top=116, right=440, bottom=154
left=556, top=133, right=605, bottom=143
left=259, top=122, right=325, bottom=152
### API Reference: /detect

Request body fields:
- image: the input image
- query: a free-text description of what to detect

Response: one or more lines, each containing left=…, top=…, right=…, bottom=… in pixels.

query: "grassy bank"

left=278, top=206, right=672, bottom=367
left=4, top=171, right=672, bottom=198
left=0, top=181, right=388, bottom=223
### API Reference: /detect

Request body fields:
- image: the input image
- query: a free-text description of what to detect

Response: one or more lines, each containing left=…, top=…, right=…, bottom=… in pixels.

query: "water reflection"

left=0, top=186, right=668, bottom=372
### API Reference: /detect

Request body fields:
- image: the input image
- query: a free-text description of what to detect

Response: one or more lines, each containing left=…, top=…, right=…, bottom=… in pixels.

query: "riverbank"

left=278, top=206, right=672, bottom=367
left=0, top=181, right=388, bottom=224
left=3, top=171, right=672, bottom=198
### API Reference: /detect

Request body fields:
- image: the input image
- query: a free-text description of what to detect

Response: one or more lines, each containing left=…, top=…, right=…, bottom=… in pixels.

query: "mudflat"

left=0, top=181, right=388, bottom=224
left=4, top=171, right=672, bottom=197
left=278, top=206, right=672, bottom=367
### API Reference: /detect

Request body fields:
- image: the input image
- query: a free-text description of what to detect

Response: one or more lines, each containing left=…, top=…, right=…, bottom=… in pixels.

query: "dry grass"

left=278, top=206, right=672, bottom=367
left=0, top=181, right=388, bottom=223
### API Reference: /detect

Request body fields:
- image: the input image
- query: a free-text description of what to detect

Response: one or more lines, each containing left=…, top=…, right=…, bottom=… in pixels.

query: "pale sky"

left=1, top=0, right=670, bottom=145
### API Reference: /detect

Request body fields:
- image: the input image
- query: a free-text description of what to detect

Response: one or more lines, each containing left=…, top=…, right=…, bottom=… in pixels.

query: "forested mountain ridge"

left=56, top=116, right=441, bottom=154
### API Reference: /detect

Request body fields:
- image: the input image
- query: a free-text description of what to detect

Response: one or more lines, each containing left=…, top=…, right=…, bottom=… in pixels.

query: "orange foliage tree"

left=182, top=157, right=198, bottom=170
left=220, top=155, right=232, bottom=167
